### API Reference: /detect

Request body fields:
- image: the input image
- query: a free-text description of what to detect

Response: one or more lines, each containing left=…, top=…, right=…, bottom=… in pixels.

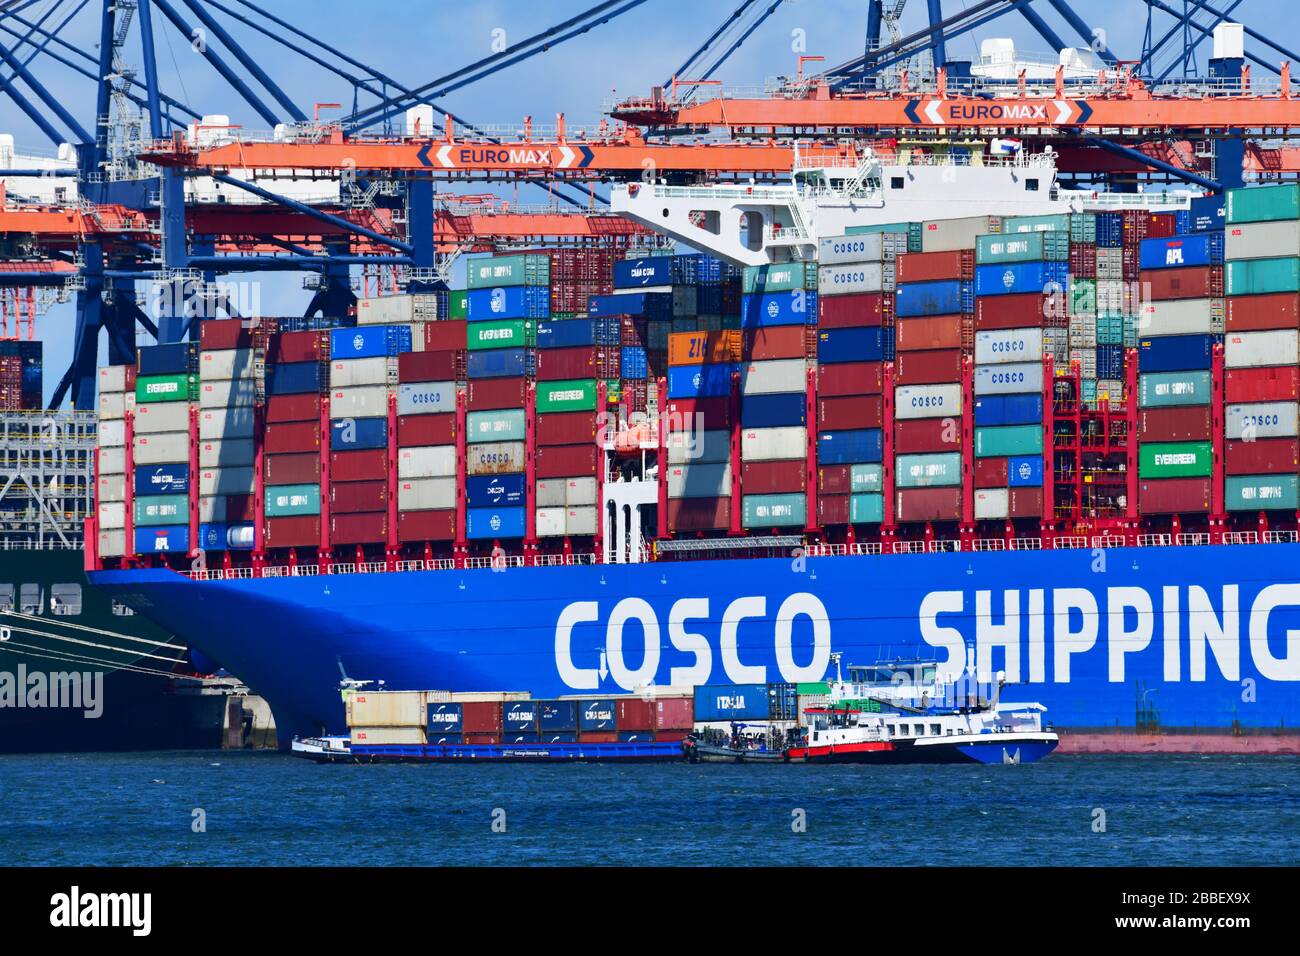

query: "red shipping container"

left=654, top=697, right=694, bottom=731
left=537, top=411, right=597, bottom=446
left=1140, top=477, right=1211, bottom=514
left=1140, top=266, right=1223, bottom=301
left=330, top=512, right=386, bottom=545
left=199, top=319, right=251, bottom=350
left=422, top=320, right=468, bottom=352
left=743, top=325, right=806, bottom=360
left=616, top=698, right=655, bottom=731
left=1225, top=438, right=1300, bottom=475
left=330, top=448, right=387, bottom=480
left=397, top=508, right=457, bottom=542
left=266, top=394, right=323, bottom=423
left=265, top=452, right=321, bottom=485
left=742, top=459, right=806, bottom=494
left=1226, top=293, right=1300, bottom=331
left=330, top=480, right=387, bottom=514
left=1069, top=244, right=1097, bottom=278
left=269, top=330, right=325, bottom=363
left=464, top=734, right=500, bottom=745
left=895, top=249, right=973, bottom=283
left=895, top=314, right=963, bottom=352
left=462, top=701, right=503, bottom=733
left=1008, top=487, right=1043, bottom=519
left=1138, top=407, right=1212, bottom=442
left=894, top=348, right=962, bottom=386
left=819, top=292, right=884, bottom=328
left=818, top=465, right=850, bottom=495
left=974, top=456, right=1008, bottom=487
left=467, top=377, right=526, bottom=411
left=226, top=494, right=256, bottom=524
left=536, top=443, right=598, bottom=478
left=818, top=395, right=882, bottom=431
left=667, top=497, right=730, bottom=531
left=264, top=420, right=321, bottom=454
left=894, top=418, right=961, bottom=454
left=578, top=731, right=618, bottom=743
left=664, top=397, right=732, bottom=428
left=975, top=292, right=1066, bottom=330
left=818, top=361, right=882, bottom=397
left=1226, top=366, right=1300, bottom=404
left=263, top=516, right=320, bottom=548
left=535, top=346, right=596, bottom=380
left=818, top=494, right=850, bottom=525
left=896, top=487, right=961, bottom=522
left=398, top=349, right=458, bottom=382
left=398, top=413, right=456, bottom=447
left=655, top=729, right=689, bottom=743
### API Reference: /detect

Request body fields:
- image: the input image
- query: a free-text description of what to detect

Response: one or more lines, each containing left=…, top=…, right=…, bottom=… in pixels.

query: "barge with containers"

left=86, top=180, right=1300, bottom=753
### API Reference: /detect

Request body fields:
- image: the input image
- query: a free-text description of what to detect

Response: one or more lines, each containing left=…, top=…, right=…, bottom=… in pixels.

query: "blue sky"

left=2, top=0, right=1296, bottom=403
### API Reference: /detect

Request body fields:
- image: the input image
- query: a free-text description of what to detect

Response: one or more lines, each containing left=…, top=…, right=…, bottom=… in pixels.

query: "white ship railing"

left=971, top=538, right=1005, bottom=551
left=1224, top=531, right=1260, bottom=545
left=1265, top=529, right=1299, bottom=543
left=1176, top=532, right=1212, bottom=546
left=1010, top=538, right=1043, bottom=550
left=1053, top=535, right=1089, bottom=549
left=1137, top=533, right=1173, bottom=547
left=1092, top=534, right=1127, bottom=549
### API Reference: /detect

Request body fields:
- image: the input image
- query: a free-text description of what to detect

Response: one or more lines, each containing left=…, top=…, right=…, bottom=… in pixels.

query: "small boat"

left=681, top=723, right=795, bottom=763
left=292, top=735, right=354, bottom=763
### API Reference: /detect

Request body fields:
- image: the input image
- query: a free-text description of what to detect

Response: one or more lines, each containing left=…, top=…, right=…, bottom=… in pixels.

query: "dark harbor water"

left=1, top=751, right=1296, bottom=866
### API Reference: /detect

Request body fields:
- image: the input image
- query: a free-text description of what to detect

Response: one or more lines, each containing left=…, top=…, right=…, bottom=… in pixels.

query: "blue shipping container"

left=133, top=525, right=188, bottom=554
left=536, top=318, right=596, bottom=349
left=818, top=327, right=883, bottom=363
left=196, top=523, right=225, bottom=552
left=618, top=731, right=654, bottom=742
left=1097, top=344, right=1126, bottom=380
left=621, top=346, right=648, bottom=379
left=466, top=506, right=526, bottom=539
left=329, top=325, right=412, bottom=359
left=1007, top=455, right=1044, bottom=487
left=330, top=417, right=388, bottom=450
left=579, top=699, right=617, bottom=730
left=504, top=700, right=539, bottom=731
left=613, top=256, right=673, bottom=289
left=974, top=262, right=1070, bottom=297
left=973, top=394, right=1043, bottom=427
left=266, top=360, right=326, bottom=395
left=466, top=285, right=550, bottom=321
left=539, top=732, right=578, bottom=743
left=817, top=428, right=883, bottom=465
left=696, top=284, right=724, bottom=315
left=895, top=280, right=963, bottom=317
left=1138, top=232, right=1224, bottom=270
left=504, top=732, right=541, bottom=744
left=133, top=463, right=190, bottom=496
left=428, top=733, right=464, bottom=745
left=693, top=683, right=770, bottom=721
left=537, top=700, right=578, bottom=731
left=741, top=291, right=817, bottom=328
left=1096, top=212, right=1124, bottom=247
left=741, top=392, right=807, bottom=428
left=1189, top=195, right=1226, bottom=233
left=137, top=342, right=198, bottom=376
left=466, top=473, right=525, bottom=508
left=587, top=292, right=673, bottom=320
left=466, top=347, right=533, bottom=379
left=1138, top=334, right=1215, bottom=372
left=667, top=363, right=734, bottom=399
left=427, top=702, right=464, bottom=734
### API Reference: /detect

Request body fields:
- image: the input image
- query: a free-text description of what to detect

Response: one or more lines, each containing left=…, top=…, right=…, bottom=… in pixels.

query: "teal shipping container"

left=1225, top=257, right=1300, bottom=296
left=1225, top=474, right=1300, bottom=511
left=741, top=493, right=806, bottom=528
left=1225, top=184, right=1300, bottom=225
left=850, top=493, right=883, bottom=523
left=974, top=424, right=1042, bottom=458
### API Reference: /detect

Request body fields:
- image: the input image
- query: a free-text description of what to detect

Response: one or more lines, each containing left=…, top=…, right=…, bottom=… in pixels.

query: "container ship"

left=86, top=170, right=1300, bottom=752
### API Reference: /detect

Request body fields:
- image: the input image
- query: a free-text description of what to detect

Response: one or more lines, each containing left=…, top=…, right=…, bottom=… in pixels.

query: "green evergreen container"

left=1226, top=184, right=1300, bottom=225
left=850, top=463, right=882, bottom=493
left=1225, top=257, right=1300, bottom=296
left=975, top=424, right=1042, bottom=458
left=796, top=681, right=831, bottom=695
left=135, top=373, right=197, bottom=404
left=1138, top=370, right=1212, bottom=408
left=264, top=483, right=321, bottom=517
left=535, top=378, right=597, bottom=413
left=134, top=494, right=189, bottom=526
left=466, top=319, right=536, bottom=351
left=449, top=290, right=469, bottom=320
left=1139, top=441, right=1213, bottom=479
left=895, top=452, right=962, bottom=488
left=741, top=262, right=818, bottom=295
left=741, top=493, right=806, bottom=527
left=1069, top=277, right=1096, bottom=316
left=975, top=231, right=1070, bottom=264
left=465, top=253, right=550, bottom=289
left=850, top=492, right=883, bottom=523
left=1225, top=474, right=1300, bottom=511
left=467, top=408, right=526, bottom=443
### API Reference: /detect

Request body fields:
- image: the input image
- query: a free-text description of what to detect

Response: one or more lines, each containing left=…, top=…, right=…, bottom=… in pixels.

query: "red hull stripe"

left=789, top=741, right=895, bottom=759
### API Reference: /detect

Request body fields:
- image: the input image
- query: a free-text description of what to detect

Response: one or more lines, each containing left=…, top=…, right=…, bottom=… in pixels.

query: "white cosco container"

left=330, top=356, right=390, bottom=388
left=740, top=426, right=806, bottom=461
left=466, top=441, right=526, bottom=476
left=397, top=445, right=456, bottom=479
left=975, top=328, right=1043, bottom=365
left=1225, top=329, right=1300, bottom=369
left=974, top=361, right=1043, bottom=396
left=200, top=348, right=255, bottom=381
left=817, top=262, right=885, bottom=296
left=1137, top=298, right=1224, bottom=338
left=895, top=383, right=962, bottom=420
left=1225, top=401, right=1300, bottom=440
left=132, top=432, right=188, bottom=465
left=1225, top=220, right=1300, bottom=261
left=97, top=501, right=125, bottom=530
left=667, top=462, right=731, bottom=498
left=98, top=529, right=127, bottom=558
left=133, top=400, right=190, bottom=434
left=199, top=466, right=254, bottom=497
left=98, top=447, right=126, bottom=476
left=740, top=359, right=807, bottom=395
left=974, top=488, right=1010, bottom=520
left=817, top=231, right=906, bottom=266
left=396, top=381, right=456, bottom=416
left=667, top=428, right=730, bottom=464
left=198, top=406, right=255, bottom=440
left=200, top=378, right=257, bottom=408
left=199, top=438, right=254, bottom=468
left=98, top=419, right=126, bottom=448
left=97, top=474, right=126, bottom=503
left=397, top=477, right=456, bottom=511
left=329, top=385, right=389, bottom=419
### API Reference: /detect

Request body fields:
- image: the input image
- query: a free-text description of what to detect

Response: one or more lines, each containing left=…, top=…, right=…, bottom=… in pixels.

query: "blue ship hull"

left=90, top=543, right=1300, bottom=739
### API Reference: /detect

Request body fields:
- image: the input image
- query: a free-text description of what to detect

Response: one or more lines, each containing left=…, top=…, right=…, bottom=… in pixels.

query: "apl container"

left=133, top=526, right=188, bottom=554
left=1138, top=232, right=1224, bottom=270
